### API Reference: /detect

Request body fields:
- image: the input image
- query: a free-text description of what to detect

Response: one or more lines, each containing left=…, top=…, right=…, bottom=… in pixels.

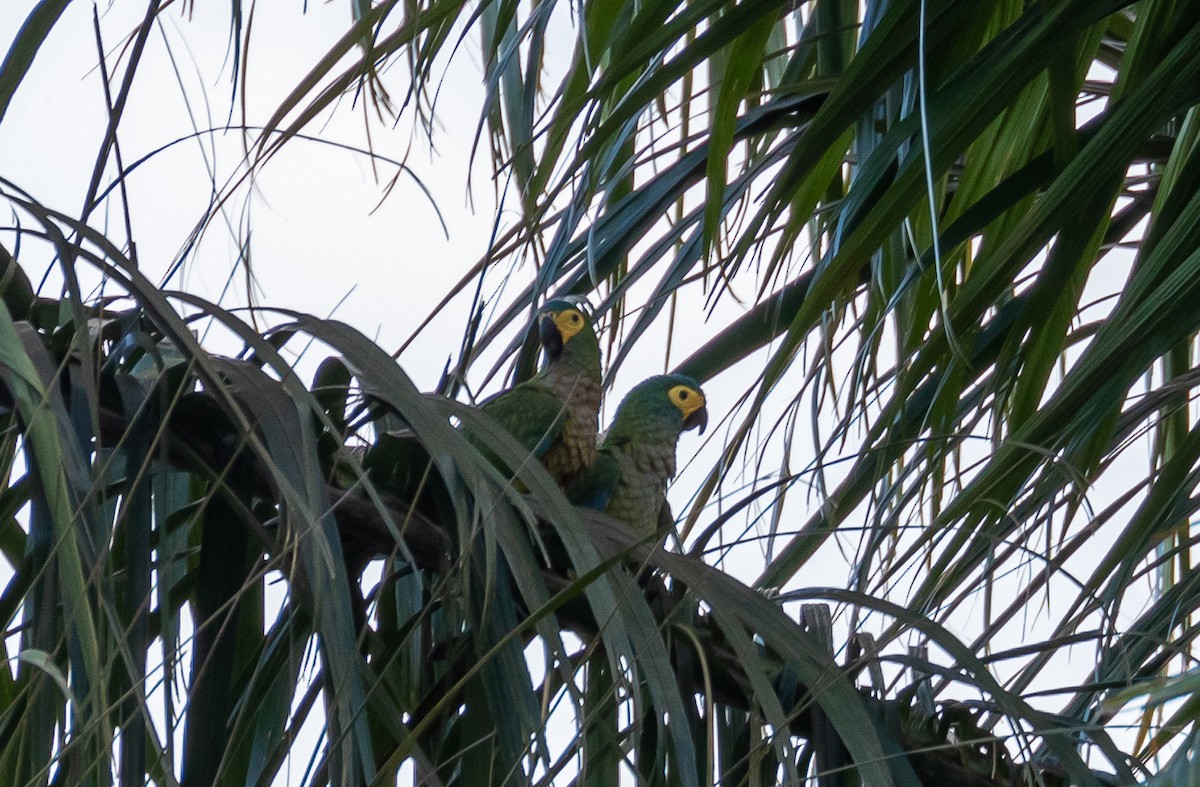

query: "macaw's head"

left=613, top=374, right=709, bottom=438
left=537, top=296, right=599, bottom=364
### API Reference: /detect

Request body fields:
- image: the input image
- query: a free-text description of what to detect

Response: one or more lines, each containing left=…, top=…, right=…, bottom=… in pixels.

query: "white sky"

left=1, top=1, right=504, bottom=383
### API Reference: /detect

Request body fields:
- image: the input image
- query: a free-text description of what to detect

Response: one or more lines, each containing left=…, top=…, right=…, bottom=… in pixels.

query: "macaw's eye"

left=678, top=390, right=689, bottom=400
left=570, top=312, right=582, bottom=324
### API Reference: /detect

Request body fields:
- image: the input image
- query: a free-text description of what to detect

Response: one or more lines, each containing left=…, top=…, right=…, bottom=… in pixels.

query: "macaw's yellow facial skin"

left=667, top=383, right=708, bottom=433
left=551, top=307, right=588, bottom=343
left=537, top=302, right=593, bottom=359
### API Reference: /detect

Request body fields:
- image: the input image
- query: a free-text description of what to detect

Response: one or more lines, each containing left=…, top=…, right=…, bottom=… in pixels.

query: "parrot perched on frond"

left=569, top=374, right=708, bottom=536
left=477, top=296, right=602, bottom=486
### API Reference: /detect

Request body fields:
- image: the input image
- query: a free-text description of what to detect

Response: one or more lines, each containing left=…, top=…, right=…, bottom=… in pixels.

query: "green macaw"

left=569, top=374, right=708, bottom=536
left=478, top=296, right=602, bottom=486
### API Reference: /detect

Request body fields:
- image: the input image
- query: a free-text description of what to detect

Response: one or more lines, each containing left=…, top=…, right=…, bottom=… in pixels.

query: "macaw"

left=478, top=296, right=602, bottom=486
left=569, top=374, right=708, bottom=536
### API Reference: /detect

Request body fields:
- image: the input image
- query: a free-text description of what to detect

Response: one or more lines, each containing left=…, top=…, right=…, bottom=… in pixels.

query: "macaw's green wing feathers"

left=361, top=431, right=453, bottom=521
left=566, top=449, right=620, bottom=511
left=480, top=384, right=567, bottom=460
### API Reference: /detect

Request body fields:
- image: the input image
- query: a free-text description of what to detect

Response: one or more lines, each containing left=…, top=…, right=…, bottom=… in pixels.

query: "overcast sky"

left=0, top=1, right=508, bottom=385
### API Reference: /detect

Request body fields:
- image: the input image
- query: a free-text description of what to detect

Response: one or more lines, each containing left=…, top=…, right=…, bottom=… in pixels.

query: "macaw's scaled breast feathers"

left=479, top=298, right=602, bottom=485
left=569, top=374, right=708, bottom=536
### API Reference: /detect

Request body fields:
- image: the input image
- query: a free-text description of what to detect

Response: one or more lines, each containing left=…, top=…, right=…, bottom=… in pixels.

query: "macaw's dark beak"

left=683, top=404, right=708, bottom=435
left=538, top=313, right=564, bottom=359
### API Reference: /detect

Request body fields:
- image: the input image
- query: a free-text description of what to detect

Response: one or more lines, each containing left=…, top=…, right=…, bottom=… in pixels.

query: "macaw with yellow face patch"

left=569, top=374, right=708, bottom=536
left=480, top=297, right=602, bottom=486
